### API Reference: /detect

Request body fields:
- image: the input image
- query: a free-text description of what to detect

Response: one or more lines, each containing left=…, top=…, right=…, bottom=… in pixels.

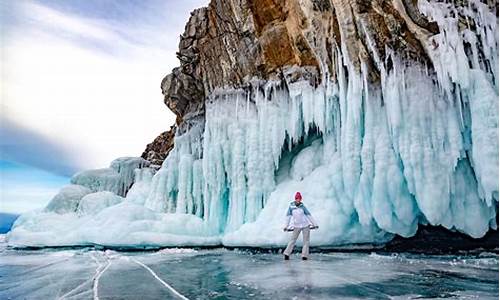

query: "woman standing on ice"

left=283, top=192, right=318, bottom=260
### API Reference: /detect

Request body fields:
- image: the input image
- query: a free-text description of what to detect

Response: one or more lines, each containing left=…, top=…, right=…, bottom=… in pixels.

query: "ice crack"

left=131, top=257, right=189, bottom=300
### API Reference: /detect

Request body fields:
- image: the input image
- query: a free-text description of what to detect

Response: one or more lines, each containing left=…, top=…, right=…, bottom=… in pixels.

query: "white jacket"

left=284, top=201, right=318, bottom=229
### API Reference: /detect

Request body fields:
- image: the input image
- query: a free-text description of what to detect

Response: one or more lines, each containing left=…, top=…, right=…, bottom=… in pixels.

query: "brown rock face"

left=143, top=0, right=498, bottom=165
left=141, top=126, right=176, bottom=166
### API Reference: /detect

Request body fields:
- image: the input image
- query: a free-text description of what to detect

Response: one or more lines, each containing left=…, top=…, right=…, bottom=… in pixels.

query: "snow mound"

left=45, top=184, right=92, bottom=214
left=77, top=191, right=124, bottom=216
left=290, top=139, right=322, bottom=181
left=8, top=201, right=219, bottom=248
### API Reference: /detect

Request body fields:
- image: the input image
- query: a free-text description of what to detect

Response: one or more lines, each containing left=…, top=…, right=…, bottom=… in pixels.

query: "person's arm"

left=283, top=206, right=292, bottom=231
left=303, top=205, right=318, bottom=228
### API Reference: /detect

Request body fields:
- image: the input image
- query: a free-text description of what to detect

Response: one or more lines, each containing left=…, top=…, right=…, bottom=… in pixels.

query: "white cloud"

left=0, top=161, right=70, bottom=213
left=18, top=1, right=121, bottom=43
left=2, top=0, right=207, bottom=170
left=1, top=185, right=62, bottom=213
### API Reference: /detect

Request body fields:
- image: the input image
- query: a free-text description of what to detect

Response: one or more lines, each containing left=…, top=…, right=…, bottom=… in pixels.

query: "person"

left=282, top=192, right=318, bottom=260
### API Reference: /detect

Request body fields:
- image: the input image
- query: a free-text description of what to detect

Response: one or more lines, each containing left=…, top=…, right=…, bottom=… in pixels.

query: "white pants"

left=283, top=227, right=310, bottom=257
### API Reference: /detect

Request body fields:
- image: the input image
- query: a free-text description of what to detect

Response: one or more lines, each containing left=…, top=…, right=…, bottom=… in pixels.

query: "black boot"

left=302, top=257, right=308, bottom=260
left=284, top=254, right=290, bottom=260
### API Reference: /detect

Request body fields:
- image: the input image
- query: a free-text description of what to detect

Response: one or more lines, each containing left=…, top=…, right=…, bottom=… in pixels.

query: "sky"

left=0, top=0, right=208, bottom=213
left=0, top=160, right=69, bottom=213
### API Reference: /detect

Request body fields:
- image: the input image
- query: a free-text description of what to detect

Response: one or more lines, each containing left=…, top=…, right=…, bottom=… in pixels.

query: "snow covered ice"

left=71, top=157, right=149, bottom=197
left=6, top=0, right=499, bottom=248
left=1, top=237, right=498, bottom=299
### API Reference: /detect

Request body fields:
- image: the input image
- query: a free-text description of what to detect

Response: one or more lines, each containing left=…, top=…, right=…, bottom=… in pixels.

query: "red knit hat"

left=295, top=192, right=302, bottom=200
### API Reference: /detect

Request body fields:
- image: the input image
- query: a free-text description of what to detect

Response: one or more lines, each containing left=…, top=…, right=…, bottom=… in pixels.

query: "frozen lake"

left=1, top=240, right=498, bottom=299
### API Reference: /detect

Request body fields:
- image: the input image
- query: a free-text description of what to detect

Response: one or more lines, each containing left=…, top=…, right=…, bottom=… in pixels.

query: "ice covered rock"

left=45, top=184, right=92, bottom=214
left=141, top=127, right=176, bottom=165
left=71, top=157, right=149, bottom=197
left=8, top=201, right=219, bottom=248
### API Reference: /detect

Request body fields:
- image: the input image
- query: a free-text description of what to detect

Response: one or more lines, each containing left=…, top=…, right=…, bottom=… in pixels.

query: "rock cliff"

left=144, top=0, right=498, bottom=165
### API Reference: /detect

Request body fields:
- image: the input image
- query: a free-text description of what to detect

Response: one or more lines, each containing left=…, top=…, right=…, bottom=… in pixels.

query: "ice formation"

left=44, top=185, right=93, bottom=214
left=7, top=0, right=498, bottom=248
left=77, top=192, right=124, bottom=216
left=71, top=157, right=149, bottom=197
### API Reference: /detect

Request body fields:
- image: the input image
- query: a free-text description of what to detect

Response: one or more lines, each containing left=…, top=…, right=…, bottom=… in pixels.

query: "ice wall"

left=139, top=0, right=498, bottom=243
left=145, top=58, right=496, bottom=246
left=418, top=0, right=499, bottom=207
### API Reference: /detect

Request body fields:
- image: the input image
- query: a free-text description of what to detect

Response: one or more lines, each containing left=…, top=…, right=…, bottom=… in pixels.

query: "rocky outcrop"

left=145, top=0, right=498, bottom=164
left=147, top=0, right=332, bottom=162
left=141, top=126, right=176, bottom=166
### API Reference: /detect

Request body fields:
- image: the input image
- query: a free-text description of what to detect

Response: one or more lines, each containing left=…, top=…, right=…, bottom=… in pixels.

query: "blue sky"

left=1, top=0, right=207, bottom=213
left=0, top=160, right=69, bottom=213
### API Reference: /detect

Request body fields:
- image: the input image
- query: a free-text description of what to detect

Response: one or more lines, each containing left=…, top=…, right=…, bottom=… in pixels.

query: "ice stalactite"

left=418, top=0, right=499, bottom=206
left=141, top=47, right=496, bottom=244
left=144, top=124, right=204, bottom=216
left=149, top=29, right=497, bottom=243
left=144, top=80, right=342, bottom=235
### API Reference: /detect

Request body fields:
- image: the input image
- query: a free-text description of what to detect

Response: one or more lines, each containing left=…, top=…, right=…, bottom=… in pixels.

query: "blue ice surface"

left=0, top=236, right=498, bottom=300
